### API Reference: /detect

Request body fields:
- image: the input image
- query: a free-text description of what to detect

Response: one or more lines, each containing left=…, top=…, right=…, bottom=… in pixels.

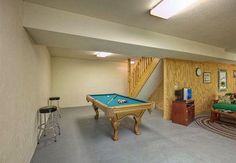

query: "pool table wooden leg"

left=93, top=105, right=99, bottom=120
left=134, top=117, right=141, bottom=135
left=134, top=110, right=145, bottom=135
left=111, top=118, right=120, bottom=141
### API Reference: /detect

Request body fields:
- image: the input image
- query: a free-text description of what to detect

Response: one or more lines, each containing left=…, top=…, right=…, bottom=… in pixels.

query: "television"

left=175, top=88, right=192, bottom=101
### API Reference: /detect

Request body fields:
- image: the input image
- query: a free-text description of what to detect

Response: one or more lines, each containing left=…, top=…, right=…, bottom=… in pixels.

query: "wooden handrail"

left=128, top=57, right=160, bottom=97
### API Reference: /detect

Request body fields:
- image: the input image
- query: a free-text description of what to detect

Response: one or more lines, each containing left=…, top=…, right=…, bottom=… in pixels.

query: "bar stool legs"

left=57, top=100, right=61, bottom=118
left=37, top=106, right=61, bottom=144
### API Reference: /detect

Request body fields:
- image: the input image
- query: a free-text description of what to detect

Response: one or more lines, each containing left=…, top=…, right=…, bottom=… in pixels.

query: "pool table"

left=86, top=93, right=153, bottom=141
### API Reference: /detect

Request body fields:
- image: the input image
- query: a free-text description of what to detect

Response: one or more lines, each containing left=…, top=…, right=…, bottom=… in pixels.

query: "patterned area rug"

left=195, top=116, right=236, bottom=140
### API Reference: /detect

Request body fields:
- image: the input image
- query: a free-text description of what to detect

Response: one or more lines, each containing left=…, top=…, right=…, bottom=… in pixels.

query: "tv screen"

left=183, top=88, right=192, bottom=100
left=187, top=88, right=192, bottom=100
left=175, top=88, right=192, bottom=101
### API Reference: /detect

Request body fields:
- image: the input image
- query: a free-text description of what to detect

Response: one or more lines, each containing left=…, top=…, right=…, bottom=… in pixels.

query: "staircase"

left=128, top=57, right=160, bottom=97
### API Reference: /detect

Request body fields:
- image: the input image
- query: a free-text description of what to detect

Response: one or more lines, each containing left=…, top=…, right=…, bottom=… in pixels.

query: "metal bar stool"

left=48, top=97, right=61, bottom=118
left=37, top=106, right=61, bottom=144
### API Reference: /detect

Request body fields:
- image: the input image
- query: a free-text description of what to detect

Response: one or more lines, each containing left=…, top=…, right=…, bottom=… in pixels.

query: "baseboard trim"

left=60, top=105, right=91, bottom=109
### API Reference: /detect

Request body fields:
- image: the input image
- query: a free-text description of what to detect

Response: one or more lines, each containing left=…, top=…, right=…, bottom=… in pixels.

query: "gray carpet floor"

left=31, top=106, right=236, bottom=163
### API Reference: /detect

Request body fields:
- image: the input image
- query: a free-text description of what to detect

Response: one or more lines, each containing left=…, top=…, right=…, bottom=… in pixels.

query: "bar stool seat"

left=39, top=106, right=57, bottom=113
left=49, top=97, right=60, bottom=101
left=38, top=105, right=60, bottom=144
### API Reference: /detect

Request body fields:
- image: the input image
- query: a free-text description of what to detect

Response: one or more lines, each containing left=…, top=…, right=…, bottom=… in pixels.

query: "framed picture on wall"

left=218, top=69, right=227, bottom=91
left=203, top=72, right=211, bottom=84
left=233, top=70, right=236, bottom=78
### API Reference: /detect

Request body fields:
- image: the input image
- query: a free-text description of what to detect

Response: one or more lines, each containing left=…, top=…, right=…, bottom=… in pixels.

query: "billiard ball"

left=118, top=99, right=128, bottom=104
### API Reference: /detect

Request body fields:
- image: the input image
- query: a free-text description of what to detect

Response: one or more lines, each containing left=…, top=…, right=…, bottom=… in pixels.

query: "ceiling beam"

left=23, top=2, right=236, bottom=62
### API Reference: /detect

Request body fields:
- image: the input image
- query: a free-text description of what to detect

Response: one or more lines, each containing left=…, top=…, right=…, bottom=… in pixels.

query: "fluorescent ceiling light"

left=150, top=0, right=197, bottom=19
left=95, top=51, right=112, bottom=58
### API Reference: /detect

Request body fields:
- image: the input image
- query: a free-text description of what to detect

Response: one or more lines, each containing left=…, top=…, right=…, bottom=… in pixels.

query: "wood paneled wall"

left=163, top=59, right=236, bottom=120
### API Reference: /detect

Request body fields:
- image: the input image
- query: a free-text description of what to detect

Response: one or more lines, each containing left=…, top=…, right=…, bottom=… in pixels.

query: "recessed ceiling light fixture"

left=95, top=51, right=112, bottom=58
left=150, top=0, right=197, bottom=19
left=130, top=60, right=135, bottom=64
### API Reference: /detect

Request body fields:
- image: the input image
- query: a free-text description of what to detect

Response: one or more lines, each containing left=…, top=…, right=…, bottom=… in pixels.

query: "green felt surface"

left=213, top=103, right=236, bottom=112
left=89, top=93, right=147, bottom=107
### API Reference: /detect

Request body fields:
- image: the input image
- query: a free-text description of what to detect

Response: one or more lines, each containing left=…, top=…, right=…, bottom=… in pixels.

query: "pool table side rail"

left=112, top=102, right=152, bottom=109
left=112, top=93, right=147, bottom=103
left=88, top=93, right=148, bottom=103
left=86, top=95, right=153, bottom=117
left=86, top=94, right=152, bottom=109
left=86, top=95, right=115, bottom=117
left=113, top=103, right=153, bottom=114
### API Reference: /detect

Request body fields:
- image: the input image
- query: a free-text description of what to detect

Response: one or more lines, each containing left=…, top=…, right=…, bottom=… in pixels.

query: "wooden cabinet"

left=171, top=100, right=195, bottom=126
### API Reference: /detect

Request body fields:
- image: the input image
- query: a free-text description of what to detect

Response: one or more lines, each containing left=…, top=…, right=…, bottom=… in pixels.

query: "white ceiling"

left=25, top=0, right=236, bottom=52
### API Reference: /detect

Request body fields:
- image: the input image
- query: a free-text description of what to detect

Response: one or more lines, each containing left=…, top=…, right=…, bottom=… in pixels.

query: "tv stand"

left=172, top=100, right=195, bottom=126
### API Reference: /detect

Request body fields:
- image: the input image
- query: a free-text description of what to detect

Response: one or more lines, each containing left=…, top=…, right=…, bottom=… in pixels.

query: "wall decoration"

left=196, top=67, right=202, bottom=77
left=233, top=70, right=236, bottom=78
left=218, top=70, right=227, bottom=91
left=203, top=72, right=211, bottom=83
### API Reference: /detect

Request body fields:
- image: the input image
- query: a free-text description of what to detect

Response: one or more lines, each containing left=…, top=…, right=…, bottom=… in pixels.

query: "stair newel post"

left=145, top=57, right=148, bottom=71
left=133, top=69, right=135, bottom=92
left=137, top=62, right=140, bottom=79
left=128, top=58, right=131, bottom=96
left=145, top=57, right=147, bottom=71
left=141, top=57, right=144, bottom=76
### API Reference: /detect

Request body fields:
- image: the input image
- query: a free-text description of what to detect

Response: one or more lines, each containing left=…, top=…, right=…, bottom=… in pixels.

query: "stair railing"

left=128, top=57, right=160, bottom=97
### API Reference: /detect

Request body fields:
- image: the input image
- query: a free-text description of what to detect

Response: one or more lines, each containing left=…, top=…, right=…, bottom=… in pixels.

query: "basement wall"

left=51, top=57, right=128, bottom=107
left=0, top=1, right=51, bottom=162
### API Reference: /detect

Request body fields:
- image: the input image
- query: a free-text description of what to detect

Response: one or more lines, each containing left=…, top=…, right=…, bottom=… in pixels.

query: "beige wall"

left=163, top=59, right=236, bottom=120
left=0, top=1, right=51, bottom=163
left=52, top=57, right=128, bottom=107
left=149, top=80, right=164, bottom=110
